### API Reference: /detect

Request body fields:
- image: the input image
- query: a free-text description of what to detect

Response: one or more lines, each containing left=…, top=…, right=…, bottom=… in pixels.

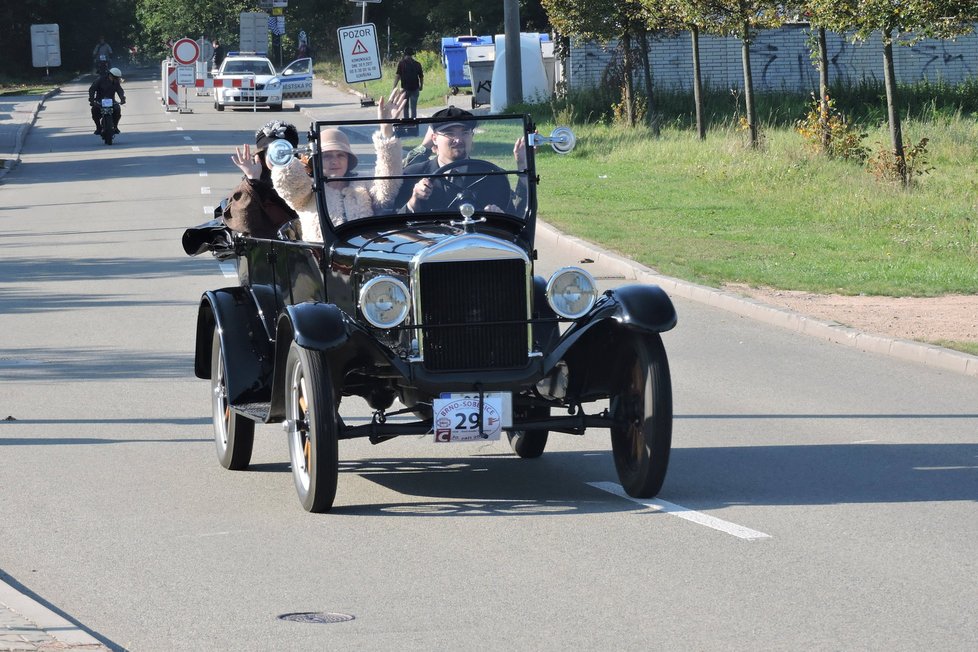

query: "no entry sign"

left=172, top=38, right=200, bottom=65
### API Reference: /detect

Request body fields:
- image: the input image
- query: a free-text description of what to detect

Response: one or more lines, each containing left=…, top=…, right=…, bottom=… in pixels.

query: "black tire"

left=284, top=343, right=339, bottom=513
left=215, top=101, right=224, bottom=112
left=610, top=332, right=672, bottom=498
left=210, top=329, right=255, bottom=470
left=507, top=405, right=549, bottom=458
left=101, top=115, right=113, bottom=145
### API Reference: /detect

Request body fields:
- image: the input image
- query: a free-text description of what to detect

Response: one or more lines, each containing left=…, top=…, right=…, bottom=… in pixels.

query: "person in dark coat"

left=88, top=67, right=125, bottom=134
left=212, top=40, right=225, bottom=70
left=395, top=106, right=524, bottom=215
left=391, top=47, right=424, bottom=119
left=223, top=121, right=300, bottom=238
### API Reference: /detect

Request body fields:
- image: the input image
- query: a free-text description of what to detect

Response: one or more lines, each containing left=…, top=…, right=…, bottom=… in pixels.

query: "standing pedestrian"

left=391, top=47, right=423, bottom=119
left=212, top=39, right=225, bottom=70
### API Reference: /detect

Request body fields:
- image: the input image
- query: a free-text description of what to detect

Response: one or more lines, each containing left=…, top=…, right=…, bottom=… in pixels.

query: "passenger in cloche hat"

left=271, top=90, right=406, bottom=241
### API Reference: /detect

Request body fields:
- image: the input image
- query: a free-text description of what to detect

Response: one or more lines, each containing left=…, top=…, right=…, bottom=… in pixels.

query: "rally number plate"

left=432, top=392, right=512, bottom=443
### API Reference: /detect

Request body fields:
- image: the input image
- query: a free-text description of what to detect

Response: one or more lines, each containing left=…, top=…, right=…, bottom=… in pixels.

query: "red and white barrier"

left=195, top=78, right=255, bottom=88
left=161, top=60, right=178, bottom=110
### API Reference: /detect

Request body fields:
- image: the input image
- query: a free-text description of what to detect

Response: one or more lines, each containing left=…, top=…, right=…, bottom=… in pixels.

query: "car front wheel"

left=609, top=332, right=672, bottom=498
left=284, top=342, right=339, bottom=513
left=210, top=329, right=255, bottom=470
left=507, top=405, right=549, bottom=458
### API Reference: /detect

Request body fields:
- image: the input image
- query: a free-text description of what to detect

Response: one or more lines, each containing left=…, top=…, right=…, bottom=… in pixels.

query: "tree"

left=134, top=0, right=255, bottom=61
left=542, top=0, right=654, bottom=127
left=806, top=0, right=978, bottom=183
left=0, top=0, right=136, bottom=75
left=657, top=0, right=711, bottom=139
left=682, top=0, right=783, bottom=148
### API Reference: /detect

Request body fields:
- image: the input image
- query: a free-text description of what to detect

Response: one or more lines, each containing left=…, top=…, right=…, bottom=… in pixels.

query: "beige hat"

left=320, top=128, right=358, bottom=171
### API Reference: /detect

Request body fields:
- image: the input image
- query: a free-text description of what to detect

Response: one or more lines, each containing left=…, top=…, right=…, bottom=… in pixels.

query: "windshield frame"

left=306, top=113, right=538, bottom=245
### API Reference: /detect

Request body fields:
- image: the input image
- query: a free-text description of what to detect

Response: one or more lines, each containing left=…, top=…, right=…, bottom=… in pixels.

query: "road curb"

left=0, top=577, right=109, bottom=650
left=537, top=220, right=978, bottom=378
left=0, top=88, right=60, bottom=182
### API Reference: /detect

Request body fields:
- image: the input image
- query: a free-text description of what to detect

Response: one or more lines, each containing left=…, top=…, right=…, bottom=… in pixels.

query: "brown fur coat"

left=271, top=132, right=402, bottom=242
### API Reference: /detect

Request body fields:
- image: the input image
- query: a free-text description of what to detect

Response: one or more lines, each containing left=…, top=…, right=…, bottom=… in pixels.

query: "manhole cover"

left=277, top=612, right=355, bottom=624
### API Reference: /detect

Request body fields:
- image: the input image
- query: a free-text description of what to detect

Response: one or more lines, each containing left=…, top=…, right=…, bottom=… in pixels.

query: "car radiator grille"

left=419, top=259, right=528, bottom=371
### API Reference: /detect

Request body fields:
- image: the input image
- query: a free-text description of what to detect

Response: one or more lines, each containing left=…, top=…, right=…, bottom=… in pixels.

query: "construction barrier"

left=193, top=78, right=255, bottom=88
left=161, top=59, right=178, bottom=110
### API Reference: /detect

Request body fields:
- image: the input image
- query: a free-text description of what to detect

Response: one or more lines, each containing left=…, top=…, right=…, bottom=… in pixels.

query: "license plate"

left=432, top=392, right=511, bottom=443
left=101, top=99, right=114, bottom=107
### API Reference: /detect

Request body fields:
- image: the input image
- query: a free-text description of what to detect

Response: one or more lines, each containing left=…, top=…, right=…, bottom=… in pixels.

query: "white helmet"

left=109, top=67, right=122, bottom=77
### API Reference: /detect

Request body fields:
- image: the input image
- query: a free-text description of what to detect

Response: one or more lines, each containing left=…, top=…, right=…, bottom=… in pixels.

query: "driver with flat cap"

left=397, top=106, right=519, bottom=214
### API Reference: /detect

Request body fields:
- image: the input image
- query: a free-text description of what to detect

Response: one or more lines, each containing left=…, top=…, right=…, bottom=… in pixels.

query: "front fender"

left=194, top=287, right=273, bottom=404
left=284, top=302, right=352, bottom=351
left=545, top=284, right=677, bottom=368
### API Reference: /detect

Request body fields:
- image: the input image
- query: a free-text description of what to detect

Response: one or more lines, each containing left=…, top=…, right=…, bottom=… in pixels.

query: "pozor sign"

left=337, top=23, right=381, bottom=83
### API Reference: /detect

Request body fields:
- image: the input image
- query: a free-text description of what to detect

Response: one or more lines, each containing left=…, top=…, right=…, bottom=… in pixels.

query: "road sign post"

left=30, top=24, right=61, bottom=75
left=171, top=39, right=200, bottom=113
left=337, top=23, right=381, bottom=85
left=172, top=38, right=200, bottom=65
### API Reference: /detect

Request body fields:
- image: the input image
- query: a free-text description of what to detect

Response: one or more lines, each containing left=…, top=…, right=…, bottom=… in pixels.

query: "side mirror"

left=529, top=126, right=576, bottom=155
left=266, top=138, right=312, bottom=167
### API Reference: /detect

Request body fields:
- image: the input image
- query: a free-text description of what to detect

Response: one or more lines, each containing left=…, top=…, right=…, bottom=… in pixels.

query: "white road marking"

left=199, top=171, right=208, bottom=177
left=191, top=146, right=200, bottom=152
left=177, top=126, right=184, bottom=131
left=201, top=187, right=211, bottom=194
left=588, top=481, right=772, bottom=541
left=183, top=136, right=192, bottom=141
left=218, top=261, right=237, bottom=278
left=197, top=158, right=205, bottom=164
left=203, top=205, right=213, bottom=214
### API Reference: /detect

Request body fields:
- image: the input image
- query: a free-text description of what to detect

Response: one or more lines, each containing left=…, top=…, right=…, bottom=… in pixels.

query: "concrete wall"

left=568, top=24, right=978, bottom=93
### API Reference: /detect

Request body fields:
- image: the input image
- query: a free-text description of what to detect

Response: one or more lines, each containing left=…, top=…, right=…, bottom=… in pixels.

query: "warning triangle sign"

left=351, top=39, right=369, bottom=55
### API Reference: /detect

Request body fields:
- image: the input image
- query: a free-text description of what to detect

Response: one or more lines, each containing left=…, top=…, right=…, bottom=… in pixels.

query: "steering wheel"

left=433, top=158, right=504, bottom=209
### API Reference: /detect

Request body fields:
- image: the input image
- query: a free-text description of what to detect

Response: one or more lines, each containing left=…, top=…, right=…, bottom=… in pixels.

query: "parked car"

left=212, top=53, right=312, bottom=111
left=182, top=112, right=677, bottom=512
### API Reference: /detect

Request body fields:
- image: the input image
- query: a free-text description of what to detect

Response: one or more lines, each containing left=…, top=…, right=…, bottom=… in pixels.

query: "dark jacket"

left=223, top=176, right=299, bottom=239
left=394, top=57, right=424, bottom=91
left=395, top=157, right=517, bottom=215
left=88, top=76, right=125, bottom=103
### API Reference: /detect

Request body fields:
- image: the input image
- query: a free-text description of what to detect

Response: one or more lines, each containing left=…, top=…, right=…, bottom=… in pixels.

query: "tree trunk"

left=817, top=26, right=830, bottom=153
left=622, top=31, right=635, bottom=127
left=741, top=20, right=758, bottom=147
left=881, top=29, right=906, bottom=183
left=637, top=28, right=659, bottom=137
left=691, top=25, right=705, bottom=140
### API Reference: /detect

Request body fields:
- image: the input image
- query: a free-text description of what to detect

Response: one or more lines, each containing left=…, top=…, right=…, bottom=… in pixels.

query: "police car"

left=212, top=53, right=313, bottom=111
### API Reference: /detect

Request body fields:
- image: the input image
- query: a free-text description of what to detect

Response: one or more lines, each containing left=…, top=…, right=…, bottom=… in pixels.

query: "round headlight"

left=546, top=267, right=597, bottom=319
left=359, top=276, right=410, bottom=328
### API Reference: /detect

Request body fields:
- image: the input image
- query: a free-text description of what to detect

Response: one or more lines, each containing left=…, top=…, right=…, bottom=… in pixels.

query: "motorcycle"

left=93, top=98, right=121, bottom=145
left=95, top=54, right=110, bottom=76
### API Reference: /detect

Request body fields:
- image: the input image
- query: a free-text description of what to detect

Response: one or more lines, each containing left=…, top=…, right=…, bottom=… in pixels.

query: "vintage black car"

left=183, top=112, right=677, bottom=513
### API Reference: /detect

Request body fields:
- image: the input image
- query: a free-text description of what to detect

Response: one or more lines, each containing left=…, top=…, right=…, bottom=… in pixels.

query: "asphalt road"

left=1, top=70, right=977, bottom=651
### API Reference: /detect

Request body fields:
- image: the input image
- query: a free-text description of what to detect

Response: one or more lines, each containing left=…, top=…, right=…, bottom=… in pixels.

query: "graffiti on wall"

left=570, top=27, right=978, bottom=92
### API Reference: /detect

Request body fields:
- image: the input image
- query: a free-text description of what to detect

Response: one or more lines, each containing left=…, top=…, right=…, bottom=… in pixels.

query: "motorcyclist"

left=92, top=36, right=113, bottom=74
left=88, top=67, right=126, bottom=135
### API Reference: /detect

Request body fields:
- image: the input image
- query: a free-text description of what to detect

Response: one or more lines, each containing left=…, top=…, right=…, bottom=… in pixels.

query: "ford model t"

left=183, top=109, right=677, bottom=512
